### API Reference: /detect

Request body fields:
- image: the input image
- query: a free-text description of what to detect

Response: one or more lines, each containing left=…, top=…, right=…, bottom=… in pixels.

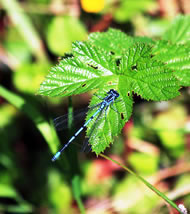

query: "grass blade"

left=0, top=85, right=60, bottom=154
left=100, top=153, right=184, bottom=214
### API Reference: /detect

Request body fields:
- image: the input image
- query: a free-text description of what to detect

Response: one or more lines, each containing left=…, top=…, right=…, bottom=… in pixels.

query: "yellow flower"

left=81, top=0, right=105, bottom=13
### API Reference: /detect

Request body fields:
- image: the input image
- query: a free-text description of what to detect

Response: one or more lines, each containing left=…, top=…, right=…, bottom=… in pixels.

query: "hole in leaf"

left=121, top=113, right=124, bottom=120
left=150, top=54, right=154, bottom=58
left=127, top=92, right=130, bottom=96
left=110, top=51, right=115, bottom=55
left=116, top=58, right=121, bottom=66
left=87, top=64, right=98, bottom=69
left=82, top=83, right=86, bottom=87
left=131, top=65, right=137, bottom=70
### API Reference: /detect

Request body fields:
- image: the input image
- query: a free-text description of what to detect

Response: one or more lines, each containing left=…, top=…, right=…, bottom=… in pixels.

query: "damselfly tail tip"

left=51, top=151, right=61, bottom=162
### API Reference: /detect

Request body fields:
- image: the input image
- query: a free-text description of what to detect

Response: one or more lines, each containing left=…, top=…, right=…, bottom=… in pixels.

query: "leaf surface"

left=162, top=15, right=190, bottom=44
left=153, top=40, right=190, bottom=86
left=88, top=28, right=134, bottom=57
left=38, top=41, right=180, bottom=154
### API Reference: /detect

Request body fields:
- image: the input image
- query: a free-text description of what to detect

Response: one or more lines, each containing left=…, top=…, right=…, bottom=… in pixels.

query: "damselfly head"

left=108, top=89, right=120, bottom=98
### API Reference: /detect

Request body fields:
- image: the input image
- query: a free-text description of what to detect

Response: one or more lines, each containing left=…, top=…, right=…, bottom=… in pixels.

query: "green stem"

left=100, top=153, right=183, bottom=214
left=68, top=97, right=73, bottom=130
left=66, top=97, right=80, bottom=177
left=72, top=175, right=85, bottom=214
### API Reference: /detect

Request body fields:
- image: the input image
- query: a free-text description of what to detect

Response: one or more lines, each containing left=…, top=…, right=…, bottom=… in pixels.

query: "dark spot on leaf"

left=121, top=113, right=124, bottom=120
left=87, top=64, right=98, bottom=69
left=131, top=65, right=137, bottom=70
left=150, top=54, right=154, bottom=58
left=107, top=81, right=112, bottom=85
left=82, top=83, right=86, bottom=87
left=110, top=51, right=115, bottom=55
left=63, top=90, right=68, bottom=94
left=127, top=92, right=130, bottom=96
left=116, top=58, right=121, bottom=66
left=60, top=53, right=74, bottom=60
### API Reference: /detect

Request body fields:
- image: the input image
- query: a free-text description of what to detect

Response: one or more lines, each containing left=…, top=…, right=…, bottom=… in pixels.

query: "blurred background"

left=0, top=0, right=190, bottom=213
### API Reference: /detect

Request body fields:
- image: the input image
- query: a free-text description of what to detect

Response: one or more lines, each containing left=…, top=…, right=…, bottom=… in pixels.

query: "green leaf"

left=128, top=152, right=159, bottom=174
left=73, top=41, right=117, bottom=75
left=152, top=105, right=186, bottom=157
left=86, top=90, right=133, bottom=154
left=162, top=15, right=190, bottom=44
left=49, top=170, right=72, bottom=212
left=47, top=16, right=87, bottom=56
left=88, top=28, right=134, bottom=57
left=38, top=41, right=180, bottom=154
left=88, top=28, right=155, bottom=58
left=14, top=62, right=50, bottom=94
left=38, top=42, right=117, bottom=97
left=132, top=36, right=155, bottom=45
left=0, top=183, right=17, bottom=198
left=120, top=44, right=180, bottom=101
left=153, top=40, right=190, bottom=86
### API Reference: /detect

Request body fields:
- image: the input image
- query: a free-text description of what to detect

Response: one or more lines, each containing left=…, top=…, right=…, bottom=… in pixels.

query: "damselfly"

left=52, top=89, right=120, bottom=161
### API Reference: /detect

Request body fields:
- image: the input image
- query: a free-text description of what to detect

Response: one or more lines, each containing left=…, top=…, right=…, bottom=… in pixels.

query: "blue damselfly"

left=52, top=89, right=120, bottom=161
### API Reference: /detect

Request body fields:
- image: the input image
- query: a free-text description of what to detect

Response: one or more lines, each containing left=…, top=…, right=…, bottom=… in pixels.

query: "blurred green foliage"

left=14, top=63, right=51, bottom=94
left=113, top=175, right=160, bottom=213
left=47, top=16, right=87, bottom=55
left=153, top=105, right=186, bottom=156
left=49, top=170, right=73, bottom=213
left=128, top=152, right=159, bottom=174
left=113, top=0, right=156, bottom=23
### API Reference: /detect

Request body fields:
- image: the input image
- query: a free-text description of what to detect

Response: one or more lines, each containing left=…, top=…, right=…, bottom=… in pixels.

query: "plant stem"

left=100, top=153, right=183, bottom=214
left=72, top=175, right=85, bottom=214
